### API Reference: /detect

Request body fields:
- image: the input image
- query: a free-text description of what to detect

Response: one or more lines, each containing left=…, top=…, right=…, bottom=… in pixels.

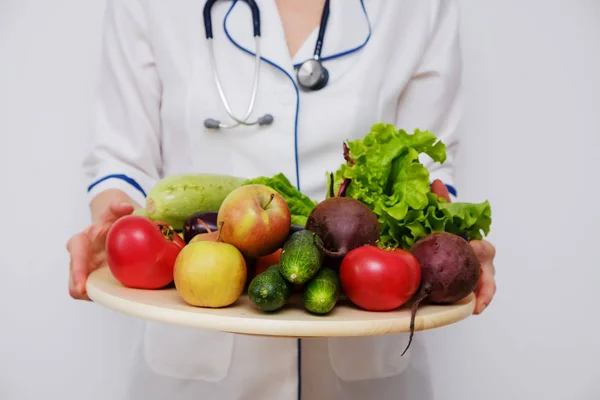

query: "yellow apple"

left=174, top=241, right=247, bottom=308
left=189, top=231, right=219, bottom=243
left=217, top=184, right=291, bottom=258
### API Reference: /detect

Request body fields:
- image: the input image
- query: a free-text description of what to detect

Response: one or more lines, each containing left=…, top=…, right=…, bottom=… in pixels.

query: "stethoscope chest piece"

left=297, top=59, right=329, bottom=91
left=296, top=0, right=331, bottom=92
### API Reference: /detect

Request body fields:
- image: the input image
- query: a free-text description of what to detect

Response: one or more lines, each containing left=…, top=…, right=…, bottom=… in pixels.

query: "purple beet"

left=401, top=232, right=481, bottom=355
left=305, top=196, right=380, bottom=259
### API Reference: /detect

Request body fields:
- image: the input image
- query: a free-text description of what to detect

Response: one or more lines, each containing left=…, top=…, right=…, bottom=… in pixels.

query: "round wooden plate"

left=86, top=267, right=476, bottom=338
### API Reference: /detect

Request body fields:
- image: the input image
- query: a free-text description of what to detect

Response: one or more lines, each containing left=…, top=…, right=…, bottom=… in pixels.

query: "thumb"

left=87, top=202, right=135, bottom=244
left=431, top=179, right=451, bottom=202
left=99, top=202, right=134, bottom=224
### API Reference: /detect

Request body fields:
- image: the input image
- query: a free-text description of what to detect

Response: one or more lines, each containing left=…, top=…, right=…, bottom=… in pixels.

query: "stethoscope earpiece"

left=203, top=118, right=221, bottom=129
left=257, top=114, right=274, bottom=126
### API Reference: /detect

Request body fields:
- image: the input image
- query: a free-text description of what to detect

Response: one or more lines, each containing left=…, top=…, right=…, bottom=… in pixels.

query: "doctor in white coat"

left=67, top=0, right=497, bottom=399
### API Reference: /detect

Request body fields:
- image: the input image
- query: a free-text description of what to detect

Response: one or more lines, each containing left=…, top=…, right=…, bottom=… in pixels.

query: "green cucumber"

left=302, top=268, right=340, bottom=315
left=146, top=173, right=245, bottom=230
left=248, top=265, right=292, bottom=312
left=280, top=230, right=324, bottom=284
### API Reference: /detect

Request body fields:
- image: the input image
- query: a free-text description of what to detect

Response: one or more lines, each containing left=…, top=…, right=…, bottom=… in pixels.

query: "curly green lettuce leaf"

left=380, top=193, right=492, bottom=248
left=244, top=173, right=317, bottom=226
left=439, top=199, right=492, bottom=240
left=329, top=123, right=492, bottom=250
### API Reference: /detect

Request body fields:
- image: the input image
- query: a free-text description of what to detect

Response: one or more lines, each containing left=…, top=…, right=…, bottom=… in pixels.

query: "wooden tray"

left=86, top=267, right=476, bottom=338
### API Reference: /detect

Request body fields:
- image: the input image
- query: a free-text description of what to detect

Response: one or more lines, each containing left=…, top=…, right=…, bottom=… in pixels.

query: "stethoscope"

left=202, top=0, right=332, bottom=130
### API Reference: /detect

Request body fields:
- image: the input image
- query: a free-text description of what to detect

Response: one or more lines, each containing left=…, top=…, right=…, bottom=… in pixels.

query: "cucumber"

left=279, top=230, right=324, bottom=284
left=302, top=268, right=340, bottom=315
left=146, top=174, right=246, bottom=230
left=248, top=265, right=292, bottom=312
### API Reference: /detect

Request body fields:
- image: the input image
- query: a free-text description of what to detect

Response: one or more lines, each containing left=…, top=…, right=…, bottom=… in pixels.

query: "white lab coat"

left=83, top=0, right=462, bottom=399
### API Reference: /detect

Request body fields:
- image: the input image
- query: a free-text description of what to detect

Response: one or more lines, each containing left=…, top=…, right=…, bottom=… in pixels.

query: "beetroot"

left=304, top=169, right=380, bottom=259
left=401, top=232, right=481, bottom=355
left=305, top=196, right=380, bottom=260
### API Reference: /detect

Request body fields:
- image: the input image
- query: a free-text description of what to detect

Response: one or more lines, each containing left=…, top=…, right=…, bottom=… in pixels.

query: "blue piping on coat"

left=87, top=174, right=147, bottom=198
left=223, top=2, right=371, bottom=399
left=446, top=184, right=457, bottom=197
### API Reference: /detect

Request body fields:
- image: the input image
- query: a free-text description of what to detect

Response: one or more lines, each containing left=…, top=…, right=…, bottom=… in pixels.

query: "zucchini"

left=132, top=207, right=148, bottom=217
left=146, top=173, right=246, bottom=230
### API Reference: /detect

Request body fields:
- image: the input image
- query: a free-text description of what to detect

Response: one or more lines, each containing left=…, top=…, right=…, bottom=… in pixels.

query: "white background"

left=0, top=1, right=598, bottom=399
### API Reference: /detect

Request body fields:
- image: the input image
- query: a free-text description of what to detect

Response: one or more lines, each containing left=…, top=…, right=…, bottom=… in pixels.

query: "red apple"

left=216, top=184, right=291, bottom=258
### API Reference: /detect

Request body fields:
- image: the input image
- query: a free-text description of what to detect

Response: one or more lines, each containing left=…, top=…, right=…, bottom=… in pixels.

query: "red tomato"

left=339, top=246, right=421, bottom=311
left=106, top=215, right=182, bottom=289
left=254, top=248, right=282, bottom=276
left=174, top=232, right=186, bottom=249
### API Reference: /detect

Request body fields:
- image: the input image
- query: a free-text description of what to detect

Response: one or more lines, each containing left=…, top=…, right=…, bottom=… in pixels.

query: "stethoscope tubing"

left=204, top=0, right=265, bottom=129
left=313, top=0, right=330, bottom=61
left=204, top=0, right=261, bottom=39
left=206, top=36, right=263, bottom=128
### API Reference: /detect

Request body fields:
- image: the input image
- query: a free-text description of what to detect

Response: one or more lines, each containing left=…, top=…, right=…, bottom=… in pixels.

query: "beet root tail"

left=313, top=236, right=347, bottom=258
left=401, top=282, right=432, bottom=356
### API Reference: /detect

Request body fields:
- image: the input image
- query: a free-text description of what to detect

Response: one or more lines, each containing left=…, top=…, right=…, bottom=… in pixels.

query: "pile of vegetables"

left=245, top=123, right=493, bottom=352
left=110, top=122, right=493, bottom=354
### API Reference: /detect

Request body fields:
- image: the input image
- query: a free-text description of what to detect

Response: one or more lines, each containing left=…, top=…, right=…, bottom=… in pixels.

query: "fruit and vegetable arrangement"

left=104, top=123, right=492, bottom=351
